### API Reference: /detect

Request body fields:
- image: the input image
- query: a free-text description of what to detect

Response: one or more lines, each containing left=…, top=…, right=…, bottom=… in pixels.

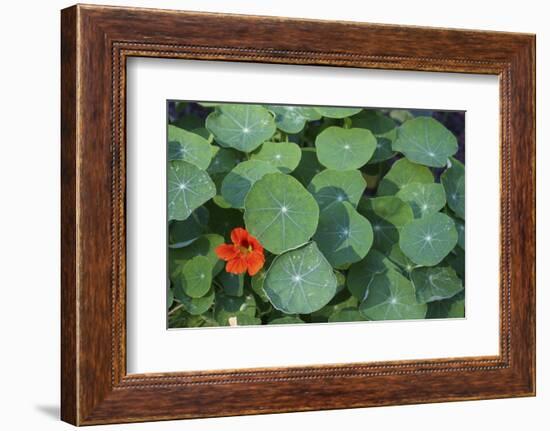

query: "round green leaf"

left=263, top=242, right=337, bottom=314
left=411, top=266, right=463, bottom=303
left=352, top=110, right=398, bottom=163
left=392, top=117, right=458, bottom=167
left=388, top=243, right=419, bottom=274
left=292, top=148, right=323, bottom=186
left=173, top=285, right=215, bottom=316
left=396, top=182, right=447, bottom=218
left=307, top=169, right=366, bottom=211
left=328, top=308, right=366, bottom=322
left=347, top=249, right=398, bottom=301
left=315, top=127, right=377, bottom=170
left=214, top=291, right=257, bottom=326
left=377, top=158, right=434, bottom=196
left=313, top=201, right=373, bottom=267
left=221, top=160, right=278, bottom=208
left=169, top=234, right=224, bottom=280
left=217, top=271, right=244, bottom=297
left=207, top=146, right=241, bottom=174
left=359, top=269, right=427, bottom=320
left=205, top=104, right=276, bottom=152
left=399, top=212, right=458, bottom=266
left=244, top=173, right=319, bottom=254
left=267, top=105, right=321, bottom=134
left=168, top=126, right=213, bottom=170
left=250, top=141, right=302, bottom=173
left=314, top=107, right=362, bottom=119
left=168, top=206, right=209, bottom=248
left=357, top=196, right=414, bottom=252
left=251, top=270, right=269, bottom=302
left=179, top=256, right=212, bottom=298
left=427, top=292, right=465, bottom=318
left=168, top=160, right=216, bottom=221
left=441, top=158, right=465, bottom=219
left=310, top=291, right=359, bottom=322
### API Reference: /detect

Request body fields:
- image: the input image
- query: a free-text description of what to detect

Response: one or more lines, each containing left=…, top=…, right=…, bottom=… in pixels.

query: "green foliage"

left=315, top=127, right=377, bottom=170
left=167, top=102, right=465, bottom=327
left=392, top=117, right=458, bottom=167
left=244, top=173, right=319, bottom=254
left=263, top=242, right=337, bottom=314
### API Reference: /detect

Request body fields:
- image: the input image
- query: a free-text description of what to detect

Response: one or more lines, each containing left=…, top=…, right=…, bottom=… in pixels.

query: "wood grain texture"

left=60, top=4, right=536, bottom=425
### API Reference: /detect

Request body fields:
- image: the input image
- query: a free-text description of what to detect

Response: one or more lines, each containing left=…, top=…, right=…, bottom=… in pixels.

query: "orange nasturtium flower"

left=215, top=228, right=265, bottom=276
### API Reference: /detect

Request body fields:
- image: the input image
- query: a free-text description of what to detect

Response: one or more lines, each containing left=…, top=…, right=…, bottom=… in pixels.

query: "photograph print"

left=166, top=102, right=466, bottom=329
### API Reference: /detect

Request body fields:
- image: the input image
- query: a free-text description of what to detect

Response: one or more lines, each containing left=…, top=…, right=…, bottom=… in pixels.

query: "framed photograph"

left=61, top=4, right=536, bottom=425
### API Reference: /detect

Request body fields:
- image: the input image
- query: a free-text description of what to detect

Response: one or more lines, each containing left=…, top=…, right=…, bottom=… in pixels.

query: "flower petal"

left=231, top=227, right=249, bottom=247
left=226, top=256, right=248, bottom=274
left=215, top=244, right=239, bottom=261
left=246, top=251, right=265, bottom=276
left=248, top=235, right=263, bottom=253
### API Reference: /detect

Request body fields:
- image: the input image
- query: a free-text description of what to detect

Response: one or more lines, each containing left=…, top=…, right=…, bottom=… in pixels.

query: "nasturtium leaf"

left=169, top=234, right=224, bottom=280
left=174, top=285, right=215, bottom=316
left=454, top=218, right=465, bottom=249
left=250, top=141, right=302, bottom=173
left=411, top=266, right=463, bottom=303
left=205, top=202, right=243, bottom=240
left=251, top=270, right=269, bottom=302
left=396, top=182, right=447, bottom=218
left=357, top=196, right=414, bottom=252
left=191, top=127, right=213, bottom=143
left=214, top=291, right=257, bottom=326
left=313, top=201, right=373, bottom=267
left=359, top=269, right=427, bottom=321
left=263, top=242, right=337, bottom=314
left=388, top=243, right=419, bottom=274
left=292, top=148, right=323, bottom=186
left=207, top=146, right=241, bottom=174
left=347, top=249, right=398, bottom=301
left=392, top=117, right=458, bottom=167
left=334, top=271, right=347, bottom=294
left=427, top=292, right=465, bottom=318
left=179, top=256, right=212, bottom=298
left=168, top=206, right=209, bottom=248
left=267, top=105, right=321, bottom=134
left=268, top=316, right=305, bottom=325
left=314, top=106, right=362, bottom=119
left=441, top=158, right=465, bottom=219
left=310, top=290, right=358, bottom=322
left=244, top=173, right=319, bottom=254
left=377, top=158, right=434, bottom=196
left=168, top=161, right=216, bottom=221
left=352, top=110, right=398, bottom=163
left=389, top=109, right=415, bottom=123
left=315, top=127, right=377, bottom=170
left=399, top=212, right=458, bottom=266
left=167, top=125, right=213, bottom=170
left=221, top=160, right=278, bottom=209
left=205, top=104, right=276, bottom=152
left=217, top=271, right=244, bottom=297
left=328, top=308, right=366, bottom=322
left=308, top=169, right=367, bottom=211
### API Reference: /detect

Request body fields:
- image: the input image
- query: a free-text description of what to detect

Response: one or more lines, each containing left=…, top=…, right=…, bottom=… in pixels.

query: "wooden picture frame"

left=61, top=4, right=536, bottom=425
